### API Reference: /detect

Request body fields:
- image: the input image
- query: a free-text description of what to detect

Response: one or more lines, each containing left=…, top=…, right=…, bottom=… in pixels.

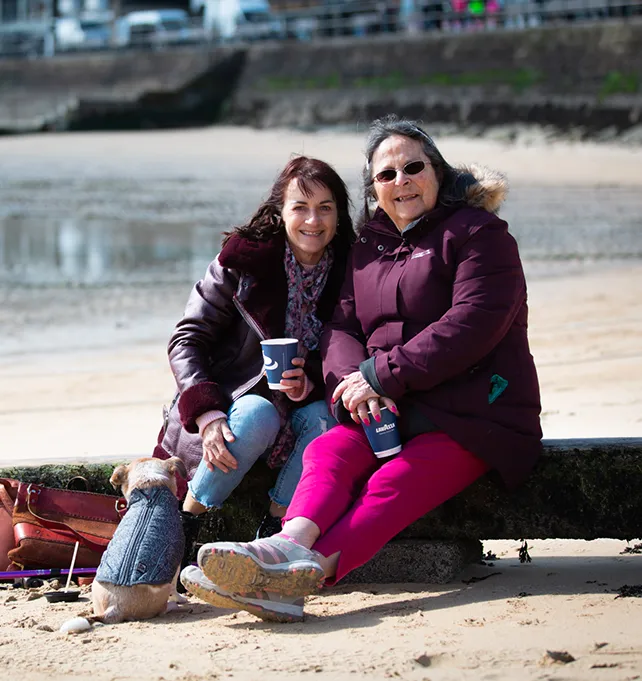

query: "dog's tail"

left=96, top=606, right=123, bottom=624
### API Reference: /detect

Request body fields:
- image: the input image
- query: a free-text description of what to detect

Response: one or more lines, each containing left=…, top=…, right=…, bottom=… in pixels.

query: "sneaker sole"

left=199, top=544, right=324, bottom=598
left=182, top=575, right=303, bottom=624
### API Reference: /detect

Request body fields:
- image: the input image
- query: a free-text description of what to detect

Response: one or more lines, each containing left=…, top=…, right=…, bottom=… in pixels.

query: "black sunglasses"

left=374, top=160, right=427, bottom=184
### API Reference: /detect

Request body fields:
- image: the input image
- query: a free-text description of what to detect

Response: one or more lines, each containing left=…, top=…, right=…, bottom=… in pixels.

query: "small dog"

left=62, top=457, right=188, bottom=632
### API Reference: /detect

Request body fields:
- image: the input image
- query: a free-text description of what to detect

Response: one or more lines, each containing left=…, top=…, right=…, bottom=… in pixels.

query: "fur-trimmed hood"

left=365, top=163, right=508, bottom=237
left=454, top=164, right=508, bottom=214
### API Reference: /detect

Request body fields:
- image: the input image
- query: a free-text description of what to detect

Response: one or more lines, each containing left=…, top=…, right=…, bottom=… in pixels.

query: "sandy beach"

left=0, top=537, right=641, bottom=681
left=0, top=126, right=641, bottom=679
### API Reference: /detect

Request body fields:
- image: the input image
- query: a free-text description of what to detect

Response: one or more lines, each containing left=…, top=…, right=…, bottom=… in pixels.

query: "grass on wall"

left=264, top=69, right=542, bottom=93
left=599, top=71, right=639, bottom=101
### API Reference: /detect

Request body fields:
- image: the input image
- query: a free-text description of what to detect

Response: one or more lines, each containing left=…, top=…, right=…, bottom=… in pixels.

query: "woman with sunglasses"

left=152, top=156, right=354, bottom=574
left=182, top=116, right=542, bottom=623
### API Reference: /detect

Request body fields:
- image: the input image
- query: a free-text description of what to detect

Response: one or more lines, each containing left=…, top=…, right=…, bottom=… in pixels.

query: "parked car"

left=193, top=0, right=279, bottom=41
left=54, top=17, right=112, bottom=51
left=0, top=23, right=50, bottom=59
left=115, top=9, right=200, bottom=48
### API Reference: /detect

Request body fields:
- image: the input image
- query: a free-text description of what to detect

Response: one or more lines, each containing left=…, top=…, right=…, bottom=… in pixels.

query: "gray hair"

left=360, top=115, right=476, bottom=227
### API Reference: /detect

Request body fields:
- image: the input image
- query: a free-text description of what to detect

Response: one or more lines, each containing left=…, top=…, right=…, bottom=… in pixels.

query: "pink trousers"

left=284, top=425, right=489, bottom=585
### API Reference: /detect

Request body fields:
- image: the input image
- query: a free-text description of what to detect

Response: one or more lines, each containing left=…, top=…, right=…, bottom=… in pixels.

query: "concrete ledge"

left=2, top=438, right=641, bottom=542
left=3, top=438, right=640, bottom=583
left=341, top=540, right=482, bottom=585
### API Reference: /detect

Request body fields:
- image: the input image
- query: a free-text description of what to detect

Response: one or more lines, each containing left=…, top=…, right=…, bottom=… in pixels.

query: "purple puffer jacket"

left=321, top=165, right=542, bottom=488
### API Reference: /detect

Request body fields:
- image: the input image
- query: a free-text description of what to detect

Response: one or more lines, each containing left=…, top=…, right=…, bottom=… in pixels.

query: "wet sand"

left=0, top=127, right=641, bottom=680
left=1, top=127, right=642, bottom=281
left=1, top=263, right=641, bottom=466
left=1, top=125, right=641, bottom=184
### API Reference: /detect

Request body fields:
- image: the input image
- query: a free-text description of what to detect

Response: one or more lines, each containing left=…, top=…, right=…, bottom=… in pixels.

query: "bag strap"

left=0, top=479, right=18, bottom=515
left=25, top=483, right=127, bottom=554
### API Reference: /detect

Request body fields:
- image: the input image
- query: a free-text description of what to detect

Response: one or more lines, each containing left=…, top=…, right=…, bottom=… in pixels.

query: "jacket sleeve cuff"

left=178, top=382, right=228, bottom=433
left=359, top=357, right=386, bottom=396
left=331, top=401, right=353, bottom=424
left=286, top=374, right=314, bottom=403
left=196, top=410, right=227, bottom=437
left=373, top=354, right=405, bottom=401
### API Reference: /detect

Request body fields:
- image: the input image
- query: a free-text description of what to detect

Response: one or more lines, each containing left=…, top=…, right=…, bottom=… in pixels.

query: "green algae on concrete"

left=599, top=71, right=640, bottom=100
left=3, top=439, right=640, bottom=584
left=399, top=438, right=642, bottom=542
left=2, top=439, right=641, bottom=544
left=265, top=69, right=541, bottom=94
left=0, top=463, right=126, bottom=496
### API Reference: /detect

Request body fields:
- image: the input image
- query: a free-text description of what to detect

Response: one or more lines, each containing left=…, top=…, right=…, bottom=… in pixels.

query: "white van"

left=54, top=17, right=112, bottom=51
left=192, top=0, right=278, bottom=41
left=115, top=9, right=196, bottom=48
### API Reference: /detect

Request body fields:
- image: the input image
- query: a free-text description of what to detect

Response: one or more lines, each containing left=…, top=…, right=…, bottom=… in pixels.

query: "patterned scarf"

left=284, top=242, right=333, bottom=353
left=266, top=242, right=333, bottom=469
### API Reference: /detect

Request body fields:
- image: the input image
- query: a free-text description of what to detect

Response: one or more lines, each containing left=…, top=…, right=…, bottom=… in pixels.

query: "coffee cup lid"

left=260, top=338, right=298, bottom=346
left=368, top=405, right=390, bottom=416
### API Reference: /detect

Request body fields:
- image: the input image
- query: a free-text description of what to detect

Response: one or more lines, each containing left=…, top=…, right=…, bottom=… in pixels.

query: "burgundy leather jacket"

left=154, top=231, right=348, bottom=482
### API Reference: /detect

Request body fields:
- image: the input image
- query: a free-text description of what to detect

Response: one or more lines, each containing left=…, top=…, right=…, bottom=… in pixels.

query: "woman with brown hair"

left=153, top=156, right=354, bottom=564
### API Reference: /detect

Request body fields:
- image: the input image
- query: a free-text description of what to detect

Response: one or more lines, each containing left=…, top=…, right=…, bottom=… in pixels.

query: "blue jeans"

left=188, top=394, right=335, bottom=510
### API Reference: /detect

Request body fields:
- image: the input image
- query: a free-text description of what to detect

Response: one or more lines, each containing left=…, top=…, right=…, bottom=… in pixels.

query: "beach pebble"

left=15, top=617, right=39, bottom=628
left=542, top=650, right=575, bottom=665
left=60, top=617, right=92, bottom=635
left=414, top=654, right=432, bottom=667
left=37, top=625, right=54, bottom=632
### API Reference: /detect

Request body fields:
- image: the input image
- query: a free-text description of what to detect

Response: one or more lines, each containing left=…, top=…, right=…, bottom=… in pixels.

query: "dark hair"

left=359, top=115, right=475, bottom=227
left=224, top=156, right=355, bottom=257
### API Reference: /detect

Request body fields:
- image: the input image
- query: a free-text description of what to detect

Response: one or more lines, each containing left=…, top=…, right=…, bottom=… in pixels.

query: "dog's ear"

left=166, top=457, right=187, bottom=480
left=109, top=464, right=129, bottom=490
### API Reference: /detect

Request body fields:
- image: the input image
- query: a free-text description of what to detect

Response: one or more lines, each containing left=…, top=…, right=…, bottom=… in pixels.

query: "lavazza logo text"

left=375, top=423, right=395, bottom=434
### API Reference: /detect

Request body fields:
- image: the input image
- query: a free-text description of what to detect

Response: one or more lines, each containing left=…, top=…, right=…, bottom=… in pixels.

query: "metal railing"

left=268, top=0, right=642, bottom=39
left=1, top=0, right=641, bottom=59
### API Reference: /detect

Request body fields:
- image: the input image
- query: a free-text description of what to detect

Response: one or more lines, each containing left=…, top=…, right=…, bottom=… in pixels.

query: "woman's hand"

left=202, top=418, right=237, bottom=473
left=332, top=371, right=399, bottom=424
left=280, top=357, right=309, bottom=401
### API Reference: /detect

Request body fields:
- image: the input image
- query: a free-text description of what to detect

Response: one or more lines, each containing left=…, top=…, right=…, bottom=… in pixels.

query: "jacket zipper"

left=233, top=296, right=267, bottom=342
left=162, top=391, right=180, bottom=437
left=232, top=295, right=269, bottom=399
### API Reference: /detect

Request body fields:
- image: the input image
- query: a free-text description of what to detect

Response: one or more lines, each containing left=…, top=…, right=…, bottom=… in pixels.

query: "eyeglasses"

left=373, top=160, right=427, bottom=184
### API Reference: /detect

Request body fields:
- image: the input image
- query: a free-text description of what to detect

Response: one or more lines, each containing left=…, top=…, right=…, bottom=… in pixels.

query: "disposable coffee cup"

left=260, top=338, right=299, bottom=390
left=362, top=406, right=402, bottom=459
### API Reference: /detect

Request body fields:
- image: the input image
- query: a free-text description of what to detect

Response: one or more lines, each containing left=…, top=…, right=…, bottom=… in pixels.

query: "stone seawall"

left=0, top=20, right=640, bottom=136
left=228, top=20, right=642, bottom=135
left=0, top=46, right=246, bottom=133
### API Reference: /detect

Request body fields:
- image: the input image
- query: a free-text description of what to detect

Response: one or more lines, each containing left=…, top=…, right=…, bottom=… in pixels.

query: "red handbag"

left=7, top=481, right=127, bottom=570
left=0, top=478, right=19, bottom=570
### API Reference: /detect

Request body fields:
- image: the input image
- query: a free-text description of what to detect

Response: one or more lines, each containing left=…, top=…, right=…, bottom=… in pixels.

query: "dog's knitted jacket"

left=96, top=486, right=184, bottom=586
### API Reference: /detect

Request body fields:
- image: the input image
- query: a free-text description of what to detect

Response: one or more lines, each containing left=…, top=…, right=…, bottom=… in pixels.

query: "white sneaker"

left=198, top=535, right=324, bottom=597
left=181, top=565, right=304, bottom=623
